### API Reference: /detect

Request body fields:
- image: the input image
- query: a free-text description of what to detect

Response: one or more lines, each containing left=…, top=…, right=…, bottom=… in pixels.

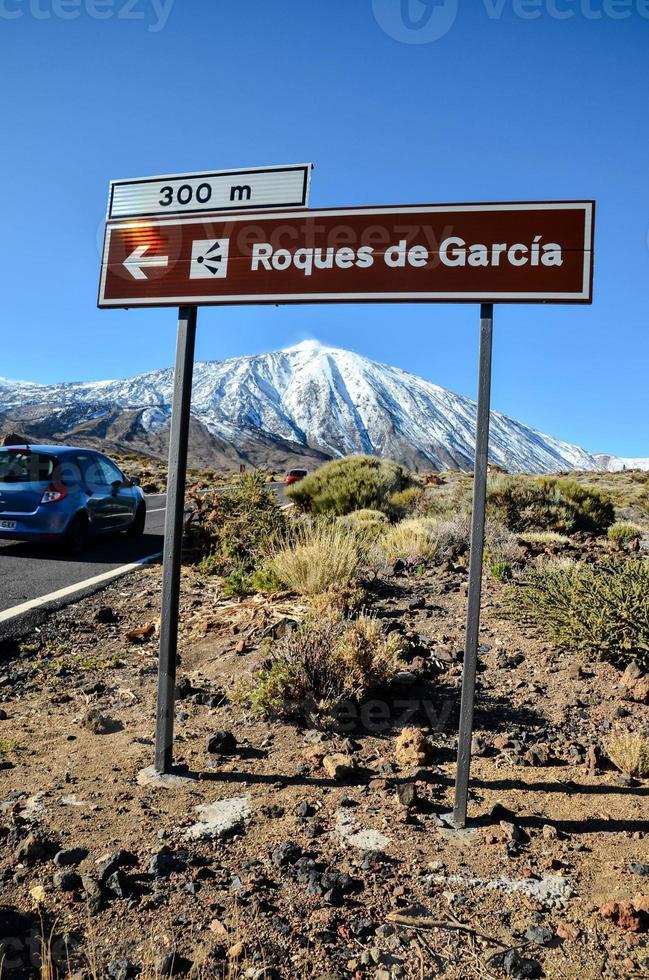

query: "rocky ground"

left=0, top=551, right=648, bottom=979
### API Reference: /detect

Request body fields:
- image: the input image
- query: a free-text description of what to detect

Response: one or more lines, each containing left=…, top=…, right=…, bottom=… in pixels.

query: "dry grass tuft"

left=519, top=530, right=571, bottom=547
left=270, top=523, right=359, bottom=595
left=379, top=517, right=439, bottom=562
left=606, top=732, right=649, bottom=777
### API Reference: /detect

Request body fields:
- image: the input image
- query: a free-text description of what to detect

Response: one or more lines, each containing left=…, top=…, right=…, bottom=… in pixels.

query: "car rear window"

left=0, top=450, right=56, bottom=483
left=289, top=469, right=307, bottom=477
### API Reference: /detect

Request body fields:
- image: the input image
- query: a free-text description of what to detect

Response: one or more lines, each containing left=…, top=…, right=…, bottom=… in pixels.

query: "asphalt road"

left=0, top=493, right=166, bottom=622
left=0, top=483, right=289, bottom=637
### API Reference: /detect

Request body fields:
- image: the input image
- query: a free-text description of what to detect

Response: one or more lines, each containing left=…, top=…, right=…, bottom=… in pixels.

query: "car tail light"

left=41, top=485, right=67, bottom=504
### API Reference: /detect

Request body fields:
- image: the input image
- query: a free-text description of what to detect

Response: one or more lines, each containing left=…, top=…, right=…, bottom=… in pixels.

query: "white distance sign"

left=107, top=163, right=312, bottom=219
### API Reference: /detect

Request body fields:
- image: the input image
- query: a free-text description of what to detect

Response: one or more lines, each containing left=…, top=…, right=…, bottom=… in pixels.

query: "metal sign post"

left=453, top=303, right=494, bottom=827
left=154, top=305, right=197, bottom=773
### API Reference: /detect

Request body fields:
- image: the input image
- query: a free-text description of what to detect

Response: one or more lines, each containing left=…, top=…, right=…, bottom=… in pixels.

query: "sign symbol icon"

left=190, top=238, right=230, bottom=279
left=123, top=244, right=169, bottom=280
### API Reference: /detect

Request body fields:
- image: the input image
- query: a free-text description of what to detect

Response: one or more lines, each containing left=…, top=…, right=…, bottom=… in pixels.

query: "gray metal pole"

left=154, top=306, right=197, bottom=773
left=452, top=303, right=494, bottom=828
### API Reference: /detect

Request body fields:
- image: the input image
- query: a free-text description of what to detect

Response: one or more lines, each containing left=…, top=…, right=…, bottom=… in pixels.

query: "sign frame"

left=98, top=201, right=595, bottom=308
left=106, top=163, right=313, bottom=220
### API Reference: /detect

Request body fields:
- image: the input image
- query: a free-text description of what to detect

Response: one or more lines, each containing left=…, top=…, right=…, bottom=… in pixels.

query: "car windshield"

left=0, top=450, right=56, bottom=483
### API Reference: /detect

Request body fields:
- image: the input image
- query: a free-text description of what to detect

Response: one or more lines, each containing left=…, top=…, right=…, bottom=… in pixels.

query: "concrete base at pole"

left=137, top=764, right=199, bottom=790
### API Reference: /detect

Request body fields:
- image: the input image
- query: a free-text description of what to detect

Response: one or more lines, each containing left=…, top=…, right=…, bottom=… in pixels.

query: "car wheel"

left=65, top=515, right=89, bottom=554
left=127, top=502, right=146, bottom=538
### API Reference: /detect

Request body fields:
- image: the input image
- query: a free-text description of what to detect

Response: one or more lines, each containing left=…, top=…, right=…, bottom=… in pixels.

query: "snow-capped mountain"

left=0, top=340, right=646, bottom=473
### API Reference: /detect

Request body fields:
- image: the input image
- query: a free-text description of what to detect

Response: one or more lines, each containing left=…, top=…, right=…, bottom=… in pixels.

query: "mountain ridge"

left=0, top=340, right=646, bottom=473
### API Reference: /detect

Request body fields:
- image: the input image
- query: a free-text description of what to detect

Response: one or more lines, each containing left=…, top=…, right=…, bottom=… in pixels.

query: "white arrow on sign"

left=123, top=244, right=169, bottom=280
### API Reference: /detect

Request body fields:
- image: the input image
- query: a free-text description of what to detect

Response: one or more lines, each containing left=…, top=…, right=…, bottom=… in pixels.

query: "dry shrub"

left=237, top=612, right=403, bottom=720
left=270, top=523, right=359, bottom=595
left=435, top=514, right=472, bottom=560
left=484, top=521, right=525, bottom=566
left=333, top=615, right=402, bottom=692
left=606, top=732, right=649, bottom=777
left=308, top=584, right=367, bottom=619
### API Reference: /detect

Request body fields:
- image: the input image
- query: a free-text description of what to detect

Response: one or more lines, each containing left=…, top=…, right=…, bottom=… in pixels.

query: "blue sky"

left=1, top=0, right=648, bottom=456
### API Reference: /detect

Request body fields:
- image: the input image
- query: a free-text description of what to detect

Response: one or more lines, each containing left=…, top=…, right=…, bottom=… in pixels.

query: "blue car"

left=0, top=444, right=146, bottom=552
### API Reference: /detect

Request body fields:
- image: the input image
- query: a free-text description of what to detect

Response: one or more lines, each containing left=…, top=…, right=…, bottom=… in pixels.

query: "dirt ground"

left=0, top=556, right=648, bottom=979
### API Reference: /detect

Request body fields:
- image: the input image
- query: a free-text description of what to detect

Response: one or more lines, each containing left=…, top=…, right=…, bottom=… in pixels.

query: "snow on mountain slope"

left=0, top=342, right=645, bottom=473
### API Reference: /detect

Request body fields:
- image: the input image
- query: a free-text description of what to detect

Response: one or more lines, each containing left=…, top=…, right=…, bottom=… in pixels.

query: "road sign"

left=99, top=187, right=596, bottom=828
left=98, top=202, right=594, bottom=308
left=107, top=164, right=312, bottom=220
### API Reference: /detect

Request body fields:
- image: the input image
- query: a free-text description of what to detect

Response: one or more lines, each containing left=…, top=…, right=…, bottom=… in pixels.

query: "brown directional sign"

left=98, top=201, right=594, bottom=308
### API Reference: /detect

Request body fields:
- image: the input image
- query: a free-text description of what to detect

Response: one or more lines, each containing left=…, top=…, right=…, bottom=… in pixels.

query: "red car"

left=284, top=468, right=308, bottom=486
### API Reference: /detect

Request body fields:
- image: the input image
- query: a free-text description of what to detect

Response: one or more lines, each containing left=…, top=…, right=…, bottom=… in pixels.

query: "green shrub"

left=186, top=472, right=288, bottom=575
left=236, top=659, right=302, bottom=719
left=249, top=563, right=284, bottom=594
left=286, top=455, right=413, bottom=516
left=489, top=559, right=513, bottom=582
left=505, top=558, right=649, bottom=670
left=487, top=474, right=614, bottom=534
left=222, top=562, right=284, bottom=597
left=197, top=551, right=222, bottom=577
left=547, top=478, right=615, bottom=533
left=222, top=567, right=254, bottom=597
left=270, top=523, right=360, bottom=595
left=337, top=509, right=389, bottom=556
left=236, top=613, right=403, bottom=721
left=608, top=523, right=643, bottom=547
left=338, top=509, right=388, bottom=534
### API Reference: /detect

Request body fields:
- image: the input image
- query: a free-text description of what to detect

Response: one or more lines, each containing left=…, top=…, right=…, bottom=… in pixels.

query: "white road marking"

left=147, top=508, right=166, bottom=513
left=0, top=551, right=163, bottom=624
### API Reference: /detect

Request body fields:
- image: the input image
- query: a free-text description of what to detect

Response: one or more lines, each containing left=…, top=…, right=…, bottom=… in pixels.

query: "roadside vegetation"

left=270, top=523, right=360, bottom=596
left=182, top=457, right=648, bottom=722
left=4, top=455, right=649, bottom=979
left=486, top=473, right=615, bottom=534
left=607, top=522, right=643, bottom=547
left=185, top=472, right=288, bottom=576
